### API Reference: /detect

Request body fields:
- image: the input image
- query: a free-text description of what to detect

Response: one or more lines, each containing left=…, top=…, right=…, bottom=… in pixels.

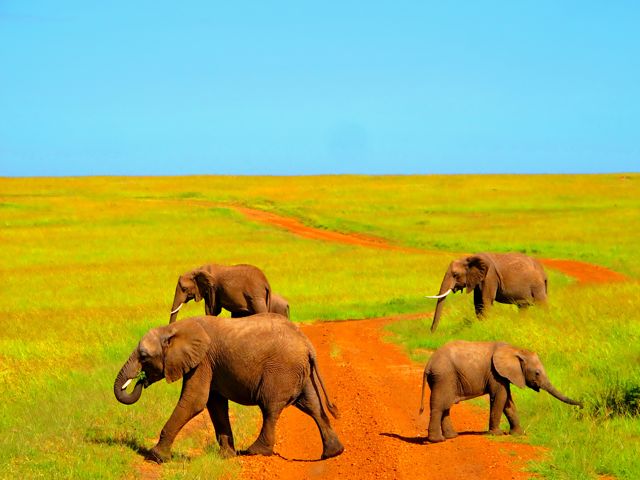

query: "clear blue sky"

left=1, top=2, right=638, bottom=176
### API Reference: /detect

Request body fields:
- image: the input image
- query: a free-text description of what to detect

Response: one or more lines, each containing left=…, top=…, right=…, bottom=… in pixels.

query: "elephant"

left=270, top=293, right=290, bottom=319
left=114, top=314, right=344, bottom=462
left=427, top=253, right=548, bottom=332
left=169, top=263, right=271, bottom=323
left=419, top=340, right=582, bottom=443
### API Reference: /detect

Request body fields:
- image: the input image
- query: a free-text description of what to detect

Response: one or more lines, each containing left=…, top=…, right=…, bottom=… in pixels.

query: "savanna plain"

left=0, top=174, right=639, bottom=479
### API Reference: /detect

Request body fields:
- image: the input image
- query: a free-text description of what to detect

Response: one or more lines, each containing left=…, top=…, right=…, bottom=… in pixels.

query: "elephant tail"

left=419, top=367, right=429, bottom=415
left=309, top=353, right=340, bottom=419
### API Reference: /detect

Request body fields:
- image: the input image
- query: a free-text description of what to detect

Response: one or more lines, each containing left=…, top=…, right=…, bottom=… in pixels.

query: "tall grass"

left=1, top=174, right=638, bottom=478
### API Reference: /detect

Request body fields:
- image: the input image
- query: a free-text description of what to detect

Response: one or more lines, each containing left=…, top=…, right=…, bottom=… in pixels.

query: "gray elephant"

left=169, top=263, right=271, bottom=323
left=270, top=293, right=290, bottom=318
left=114, top=314, right=344, bottom=462
left=427, top=253, right=548, bottom=332
left=419, top=340, right=581, bottom=443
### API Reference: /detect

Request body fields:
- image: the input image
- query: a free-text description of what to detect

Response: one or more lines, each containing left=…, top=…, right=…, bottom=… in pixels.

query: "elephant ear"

left=466, top=256, right=489, bottom=293
left=162, top=319, right=211, bottom=383
left=492, top=344, right=526, bottom=389
left=193, top=269, right=215, bottom=303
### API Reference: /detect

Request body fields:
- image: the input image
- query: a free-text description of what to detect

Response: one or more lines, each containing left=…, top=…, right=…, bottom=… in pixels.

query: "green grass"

left=0, top=174, right=639, bottom=479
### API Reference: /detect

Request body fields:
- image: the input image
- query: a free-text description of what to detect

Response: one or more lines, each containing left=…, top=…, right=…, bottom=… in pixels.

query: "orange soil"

left=234, top=206, right=627, bottom=284
left=239, top=315, right=541, bottom=480
left=136, top=206, right=625, bottom=479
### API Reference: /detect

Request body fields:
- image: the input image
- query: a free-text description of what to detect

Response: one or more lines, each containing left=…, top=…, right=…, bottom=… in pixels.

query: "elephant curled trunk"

left=114, top=351, right=144, bottom=405
left=430, top=269, right=455, bottom=333
left=542, top=381, right=583, bottom=407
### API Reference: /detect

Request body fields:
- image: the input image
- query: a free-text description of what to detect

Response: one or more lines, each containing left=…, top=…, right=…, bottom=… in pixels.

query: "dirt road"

left=239, top=314, right=541, bottom=480
left=137, top=205, right=624, bottom=479
left=232, top=206, right=624, bottom=479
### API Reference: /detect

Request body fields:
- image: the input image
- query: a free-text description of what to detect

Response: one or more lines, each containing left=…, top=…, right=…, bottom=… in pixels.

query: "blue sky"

left=1, top=2, right=638, bottom=176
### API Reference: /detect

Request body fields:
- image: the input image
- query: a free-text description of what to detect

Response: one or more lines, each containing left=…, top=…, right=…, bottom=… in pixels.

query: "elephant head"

left=492, top=344, right=582, bottom=406
left=428, top=255, right=491, bottom=332
left=169, top=269, right=215, bottom=323
left=114, top=320, right=211, bottom=405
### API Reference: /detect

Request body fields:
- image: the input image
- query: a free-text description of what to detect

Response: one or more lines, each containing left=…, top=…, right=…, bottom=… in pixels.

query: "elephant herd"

left=114, top=255, right=582, bottom=463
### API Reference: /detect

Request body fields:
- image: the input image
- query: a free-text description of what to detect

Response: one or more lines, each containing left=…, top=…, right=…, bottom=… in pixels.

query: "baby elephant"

left=419, top=340, right=581, bottom=443
left=114, top=314, right=344, bottom=462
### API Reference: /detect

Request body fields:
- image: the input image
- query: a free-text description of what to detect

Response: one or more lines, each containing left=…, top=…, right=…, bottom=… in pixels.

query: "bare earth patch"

left=240, top=315, right=541, bottom=480
left=135, top=206, right=625, bottom=479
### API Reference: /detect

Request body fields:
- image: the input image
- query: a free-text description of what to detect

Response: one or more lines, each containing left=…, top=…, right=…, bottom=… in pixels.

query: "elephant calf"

left=419, top=340, right=581, bottom=443
left=114, top=314, right=344, bottom=462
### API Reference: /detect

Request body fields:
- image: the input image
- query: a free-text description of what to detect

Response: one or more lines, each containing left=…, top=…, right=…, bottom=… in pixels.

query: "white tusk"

left=425, top=289, right=453, bottom=299
left=170, top=303, right=183, bottom=315
left=121, top=378, right=133, bottom=390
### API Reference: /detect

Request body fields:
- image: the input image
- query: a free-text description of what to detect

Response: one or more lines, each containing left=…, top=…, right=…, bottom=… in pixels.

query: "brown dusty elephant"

left=270, top=293, right=290, bottom=319
left=169, top=263, right=271, bottom=323
left=114, top=314, right=344, bottom=462
left=427, top=253, right=548, bottom=332
left=419, top=340, right=581, bottom=443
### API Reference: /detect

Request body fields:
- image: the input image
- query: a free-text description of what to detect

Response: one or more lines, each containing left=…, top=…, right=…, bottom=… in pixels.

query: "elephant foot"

left=427, top=434, right=446, bottom=443
left=321, top=437, right=345, bottom=459
left=147, top=446, right=171, bottom=464
left=218, top=446, right=237, bottom=459
left=443, top=431, right=458, bottom=439
left=487, top=428, right=506, bottom=436
left=241, top=442, right=274, bottom=457
left=509, top=426, right=525, bottom=436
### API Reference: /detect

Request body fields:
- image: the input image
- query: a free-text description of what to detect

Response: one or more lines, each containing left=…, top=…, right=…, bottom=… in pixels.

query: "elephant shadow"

left=86, top=432, right=189, bottom=463
left=380, top=430, right=486, bottom=445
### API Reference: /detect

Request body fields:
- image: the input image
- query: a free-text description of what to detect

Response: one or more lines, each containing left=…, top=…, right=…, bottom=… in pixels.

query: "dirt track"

left=138, top=206, right=625, bottom=479
left=232, top=207, right=624, bottom=480
left=239, top=315, right=541, bottom=480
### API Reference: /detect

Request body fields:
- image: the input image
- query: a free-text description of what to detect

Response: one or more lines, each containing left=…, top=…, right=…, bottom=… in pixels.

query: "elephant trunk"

left=542, top=381, right=583, bottom=407
left=114, top=351, right=144, bottom=405
left=430, top=269, right=455, bottom=333
left=170, top=285, right=187, bottom=323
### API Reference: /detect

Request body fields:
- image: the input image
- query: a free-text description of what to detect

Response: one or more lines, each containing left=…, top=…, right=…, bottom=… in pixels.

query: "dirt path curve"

left=233, top=206, right=627, bottom=284
left=239, top=314, right=541, bottom=480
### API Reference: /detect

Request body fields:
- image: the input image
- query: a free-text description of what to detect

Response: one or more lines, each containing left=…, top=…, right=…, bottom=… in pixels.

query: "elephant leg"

left=473, top=288, right=494, bottom=318
left=207, top=392, right=236, bottom=457
left=503, top=388, right=523, bottom=435
left=488, top=386, right=508, bottom=435
left=294, top=380, right=344, bottom=459
left=441, top=408, right=458, bottom=439
left=427, top=386, right=451, bottom=442
left=244, top=403, right=285, bottom=456
left=150, top=378, right=209, bottom=463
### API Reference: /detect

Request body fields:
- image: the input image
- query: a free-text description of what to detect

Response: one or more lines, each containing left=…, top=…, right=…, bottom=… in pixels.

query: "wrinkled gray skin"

left=430, top=253, right=548, bottom=332
left=269, top=293, right=290, bottom=319
left=170, top=264, right=271, bottom=323
left=114, top=314, right=343, bottom=462
left=419, top=340, right=582, bottom=443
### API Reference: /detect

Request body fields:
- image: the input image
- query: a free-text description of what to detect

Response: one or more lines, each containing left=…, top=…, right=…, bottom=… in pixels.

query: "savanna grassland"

left=0, top=174, right=639, bottom=479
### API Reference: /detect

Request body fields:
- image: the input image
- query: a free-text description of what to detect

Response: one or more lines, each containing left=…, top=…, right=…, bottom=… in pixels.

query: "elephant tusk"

left=121, top=378, right=133, bottom=390
left=170, top=303, right=183, bottom=315
left=425, top=289, right=453, bottom=299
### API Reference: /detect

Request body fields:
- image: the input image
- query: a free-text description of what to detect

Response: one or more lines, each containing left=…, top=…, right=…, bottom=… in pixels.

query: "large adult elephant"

left=427, top=253, right=548, bottom=332
left=114, top=314, right=344, bottom=462
left=169, top=263, right=271, bottom=323
left=419, top=340, right=581, bottom=443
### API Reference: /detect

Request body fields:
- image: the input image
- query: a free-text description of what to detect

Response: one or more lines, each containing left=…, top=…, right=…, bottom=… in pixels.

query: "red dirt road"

left=240, top=315, right=541, bottom=480
left=234, top=206, right=627, bottom=284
